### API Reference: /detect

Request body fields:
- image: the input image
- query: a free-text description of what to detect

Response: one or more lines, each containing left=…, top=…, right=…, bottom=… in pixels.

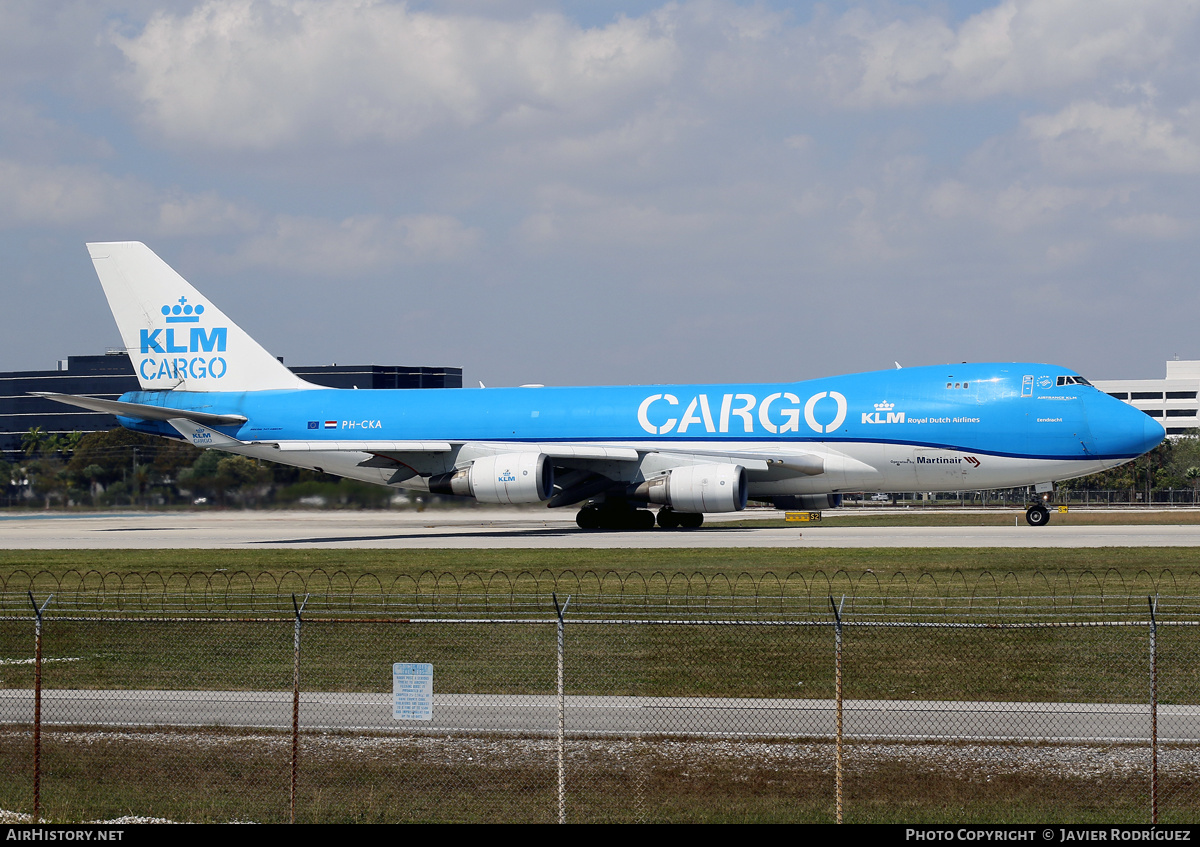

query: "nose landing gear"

left=1025, top=486, right=1053, bottom=527
left=1025, top=504, right=1051, bottom=526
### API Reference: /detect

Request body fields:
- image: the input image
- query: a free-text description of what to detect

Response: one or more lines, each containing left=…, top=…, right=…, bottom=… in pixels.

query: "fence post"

left=291, top=593, right=309, bottom=825
left=28, top=591, right=52, bottom=824
left=830, top=595, right=845, bottom=825
left=552, top=592, right=570, bottom=825
left=1148, top=594, right=1158, bottom=825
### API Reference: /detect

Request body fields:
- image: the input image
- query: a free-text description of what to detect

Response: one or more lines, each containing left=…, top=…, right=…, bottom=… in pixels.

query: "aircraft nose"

left=1141, top=413, right=1167, bottom=454
left=1091, top=394, right=1166, bottom=458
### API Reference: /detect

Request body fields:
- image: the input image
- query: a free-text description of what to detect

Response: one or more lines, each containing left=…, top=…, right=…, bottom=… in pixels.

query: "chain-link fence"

left=2, top=589, right=1199, bottom=823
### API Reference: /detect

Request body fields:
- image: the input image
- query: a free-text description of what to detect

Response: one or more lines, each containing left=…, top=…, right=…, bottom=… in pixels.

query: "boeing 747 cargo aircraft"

left=38, top=242, right=1165, bottom=529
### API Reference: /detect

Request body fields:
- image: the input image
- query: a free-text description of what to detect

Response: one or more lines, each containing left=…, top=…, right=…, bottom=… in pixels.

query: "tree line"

left=1, top=427, right=409, bottom=509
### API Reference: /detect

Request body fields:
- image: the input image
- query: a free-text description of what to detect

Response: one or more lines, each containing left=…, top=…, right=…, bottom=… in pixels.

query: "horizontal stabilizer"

left=32, top=392, right=247, bottom=427
left=167, top=418, right=249, bottom=448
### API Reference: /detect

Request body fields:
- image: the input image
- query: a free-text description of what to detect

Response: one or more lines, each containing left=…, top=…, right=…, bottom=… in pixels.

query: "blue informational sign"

left=392, top=663, right=433, bottom=721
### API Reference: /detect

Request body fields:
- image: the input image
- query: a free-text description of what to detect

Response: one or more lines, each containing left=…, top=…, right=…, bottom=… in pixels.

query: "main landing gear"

left=655, top=507, right=703, bottom=530
left=576, top=502, right=654, bottom=530
left=575, top=502, right=704, bottom=530
left=1025, top=503, right=1051, bottom=527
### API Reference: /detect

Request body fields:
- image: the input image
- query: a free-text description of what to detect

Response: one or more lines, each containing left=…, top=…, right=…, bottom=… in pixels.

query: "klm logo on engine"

left=862, top=401, right=905, bottom=424
left=137, top=297, right=229, bottom=382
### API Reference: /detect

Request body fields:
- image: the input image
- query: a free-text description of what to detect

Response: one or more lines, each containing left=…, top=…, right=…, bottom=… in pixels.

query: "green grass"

left=2, top=548, right=1198, bottom=699
left=2, top=613, right=1195, bottom=706
left=4, top=547, right=1200, bottom=595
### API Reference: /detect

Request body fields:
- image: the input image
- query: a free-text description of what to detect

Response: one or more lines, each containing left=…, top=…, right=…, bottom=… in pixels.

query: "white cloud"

left=825, top=0, right=1198, bottom=106
left=0, top=157, right=265, bottom=237
left=1109, top=212, right=1193, bottom=239
left=156, top=191, right=261, bottom=236
left=0, top=159, right=146, bottom=226
left=1044, top=238, right=1093, bottom=266
left=1024, top=101, right=1200, bottom=174
left=925, top=178, right=1116, bottom=231
left=233, top=213, right=480, bottom=273
left=112, top=0, right=1198, bottom=157
left=115, top=0, right=680, bottom=149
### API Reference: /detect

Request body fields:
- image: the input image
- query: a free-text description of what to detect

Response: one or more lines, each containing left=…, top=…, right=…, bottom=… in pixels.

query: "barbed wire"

left=5, top=567, right=1200, bottom=620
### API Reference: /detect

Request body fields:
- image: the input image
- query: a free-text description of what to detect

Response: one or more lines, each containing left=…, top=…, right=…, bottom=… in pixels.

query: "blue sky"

left=4, top=0, right=1199, bottom=385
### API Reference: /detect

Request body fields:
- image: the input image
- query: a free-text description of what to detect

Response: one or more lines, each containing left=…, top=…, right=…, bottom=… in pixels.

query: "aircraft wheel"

left=1025, top=505, right=1050, bottom=527
left=677, top=512, right=704, bottom=529
left=633, top=509, right=656, bottom=530
left=576, top=506, right=602, bottom=529
left=657, top=508, right=680, bottom=529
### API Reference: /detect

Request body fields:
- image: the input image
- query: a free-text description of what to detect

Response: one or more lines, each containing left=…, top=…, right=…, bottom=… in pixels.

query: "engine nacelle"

left=429, top=452, right=553, bottom=504
left=762, top=493, right=842, bottom=510
left=633, top=463, right=747, bottom=513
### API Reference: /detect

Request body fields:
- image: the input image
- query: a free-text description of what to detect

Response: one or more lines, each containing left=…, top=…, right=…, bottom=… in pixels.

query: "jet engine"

left=632, top=463, right=747, bottom=513
left=429, top=452, right=553, bottom=504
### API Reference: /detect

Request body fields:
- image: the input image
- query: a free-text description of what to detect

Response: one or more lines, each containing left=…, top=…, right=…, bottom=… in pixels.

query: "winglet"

left=87, top=242, right=313, bottom=392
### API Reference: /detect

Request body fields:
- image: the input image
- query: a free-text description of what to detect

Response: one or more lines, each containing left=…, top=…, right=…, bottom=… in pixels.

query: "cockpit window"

left=1056, top=375, right=1092, bottom=387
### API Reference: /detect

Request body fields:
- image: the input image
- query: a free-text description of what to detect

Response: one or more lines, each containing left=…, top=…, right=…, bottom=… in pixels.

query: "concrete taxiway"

left=3, top=689, right=1194, bottom=742
left=2, top=509, right=1200, bottom=548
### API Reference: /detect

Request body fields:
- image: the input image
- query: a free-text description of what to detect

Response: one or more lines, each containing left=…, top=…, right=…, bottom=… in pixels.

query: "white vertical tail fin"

left=87, top=242, right=313, bottom=392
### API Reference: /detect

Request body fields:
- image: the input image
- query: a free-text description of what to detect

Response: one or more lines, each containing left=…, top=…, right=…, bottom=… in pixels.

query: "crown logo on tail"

left=161, top=297, right=206, bottom=323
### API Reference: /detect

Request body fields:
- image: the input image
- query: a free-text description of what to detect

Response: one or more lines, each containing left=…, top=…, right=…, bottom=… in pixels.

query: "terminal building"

left=0, top=352, right=462, bottom=461
left=1092, top=360, right=1200, bottom=437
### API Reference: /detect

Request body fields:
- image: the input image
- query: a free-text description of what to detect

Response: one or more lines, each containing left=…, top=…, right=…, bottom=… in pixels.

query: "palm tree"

left=21, top=427, right=46, bottom=456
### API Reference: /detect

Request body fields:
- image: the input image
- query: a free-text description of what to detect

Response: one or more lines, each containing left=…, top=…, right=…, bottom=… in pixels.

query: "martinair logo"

left=916, top=455, right=981, bottom=467
left=137, top=296, right=229, bottom=382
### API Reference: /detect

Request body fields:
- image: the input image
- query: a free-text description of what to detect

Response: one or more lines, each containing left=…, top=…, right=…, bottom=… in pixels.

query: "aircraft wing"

left=34, top=393, right=827, bottom=478
left=273, top=442, right=642, bottom=461
left=271, top=440, right=823, bottom=474
left=653, top=448, right=825, bottom=475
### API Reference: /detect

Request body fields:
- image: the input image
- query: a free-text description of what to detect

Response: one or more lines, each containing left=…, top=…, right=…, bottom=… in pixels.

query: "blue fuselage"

left=116, top=362, right=1163, bottom=496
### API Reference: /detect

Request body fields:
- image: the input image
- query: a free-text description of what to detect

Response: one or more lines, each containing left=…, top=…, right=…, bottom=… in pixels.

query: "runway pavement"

left=3, top=689, right=1196, bottom=742
left=3, top=509, right=1200, bottom=548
